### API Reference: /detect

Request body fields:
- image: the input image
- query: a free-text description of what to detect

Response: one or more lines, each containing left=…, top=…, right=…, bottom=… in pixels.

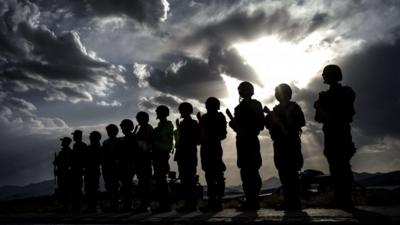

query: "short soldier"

left=198, top=97, right=227, bottom=212
left=314, top=65, right=356, bottom=210
left=152, top=105, right=174, bottom=213
left=54, top=137, right=72, bottom=212
left=101, top=124, right=120, bottom=212
left=119, top=119, right=137, bottom=211
left=135, top=112, right=154, bottom=212
left=265, top=84, right=305, bottom=211
left=83, top=131, right=102, bottom=212
left=70, top=130, right=87, bottom=212
left=228, top=81, right=264, bottom=211
left=175, top=102, right=201, bottom=212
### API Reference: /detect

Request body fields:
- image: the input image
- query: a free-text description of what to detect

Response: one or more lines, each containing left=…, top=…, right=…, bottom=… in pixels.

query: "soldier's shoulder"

left=341, top=85, right=356, bottom=96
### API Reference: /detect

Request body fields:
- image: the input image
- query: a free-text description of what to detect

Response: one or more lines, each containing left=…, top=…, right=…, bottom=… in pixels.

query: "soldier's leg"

left=153, top=152, right=171, bottom=208
left=138, top=159, right=152, bottom=209
left=240, top=166, right=261, bottom=205
left=71, top=174, right=83, bottom=211
left=327, top=157, right=353, bottom=207
left=180, top=162, right=197, bottom=209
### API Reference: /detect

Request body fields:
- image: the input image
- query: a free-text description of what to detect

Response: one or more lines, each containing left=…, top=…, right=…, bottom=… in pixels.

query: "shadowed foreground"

left=0, top=206, right=399, bottom=224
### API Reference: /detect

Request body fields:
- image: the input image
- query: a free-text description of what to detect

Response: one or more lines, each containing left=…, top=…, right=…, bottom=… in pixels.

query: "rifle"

left=263, top=106, right=287, bottom=135
left=225, top=108, right=238, bottom=132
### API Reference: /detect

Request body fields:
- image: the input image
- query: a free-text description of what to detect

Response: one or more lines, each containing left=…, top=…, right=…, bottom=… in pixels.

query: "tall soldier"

left=228, top=81, right=264, bottom=211
left=135, top=112, right=153, bottom=212
left=314, top=65, right=356, bottom=210
left=54, top=137, right=72, bottom=212
left=119, top=119, right=137, bottom=211
left=83, top=131, right=102, bottom=212
left=101, top=124, right=120, bottom=212
left=71, top=130, right=87, bottom=212
left=265, top=84, right=305, bottom=211
left=198, top=97, right=227, bottom=212
left=152, top=106, right=174, bottom=213
left=174, top=102, right=200, bottom=212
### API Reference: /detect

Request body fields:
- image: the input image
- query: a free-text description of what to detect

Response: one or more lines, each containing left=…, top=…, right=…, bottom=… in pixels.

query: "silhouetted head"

left=60, top=137, right=72, bottom=148
left=275, top=83, right=292, bottom=103
left=156, top=105, right=169, bottom=120
left=105, top=124, right=119, bottom=138
left=71, top=130, right=83, bottom=142
left=322, top=64, right=342, bottom=84
left=120, top=119, right=134, bottom=135
left=89, top=131, right=101, bottom=144
left=136, top=111, right=149, bottom=125
left=179, top=102, right=193, bottom=118
left=238, top=81, right=254, bottom=99
left=206, top=97, right=220, bottom=112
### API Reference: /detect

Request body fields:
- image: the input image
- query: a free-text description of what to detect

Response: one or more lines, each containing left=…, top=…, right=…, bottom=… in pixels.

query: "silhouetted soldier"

left=198, top=97, right=227, bottom=212
left=54, top=137, right=72, bottom=212
left=135, top=112, right=153, bottom=212
left=71, top=130, right=87, bottom=212
left=314, top=65, right=356, bottom=210
left=119, top=119, right=137, bottom=211
left=265, top=84, right=305, bottom=211
left=228, top=81, right=264, bottom=211
left=174, top=102, right=200, bottom=212
left=152, top=105, right=174, bottom=213
left=101, top=124, right=120, bottom=212
left=83, top=131, right=102, bottom=212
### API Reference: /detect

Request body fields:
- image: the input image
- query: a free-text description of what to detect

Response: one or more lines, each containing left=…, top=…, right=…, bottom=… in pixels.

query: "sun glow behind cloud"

left=223, top=34, right=336, bottom=108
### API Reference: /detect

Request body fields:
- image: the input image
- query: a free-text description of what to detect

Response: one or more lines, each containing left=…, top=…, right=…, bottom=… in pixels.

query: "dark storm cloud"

left=86, top=0, right=169, bottom=26
left=0, top=0, right=125, bottom=103
left=146, top=56, right=227, bottom=101
left=33, top=0, right=169, bottom=28
left=138, top=94, right=180, bottom=112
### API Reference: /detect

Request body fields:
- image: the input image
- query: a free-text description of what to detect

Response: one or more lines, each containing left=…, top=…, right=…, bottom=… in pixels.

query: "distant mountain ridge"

left=1, top=170, right=399, bottom=201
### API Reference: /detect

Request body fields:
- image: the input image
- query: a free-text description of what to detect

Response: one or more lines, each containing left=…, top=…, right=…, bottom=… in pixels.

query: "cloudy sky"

left=1, top=0, right=399, bottom=187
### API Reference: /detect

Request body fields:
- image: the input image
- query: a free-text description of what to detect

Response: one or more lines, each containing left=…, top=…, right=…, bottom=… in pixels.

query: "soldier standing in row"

left=102, top=124, right=120, bottom=212
left=265, top=84, right=305, bottom=211
left=70, top=130, right=87, bottom=212
left=314, top=65, right=356, bottom=210
left=198, top=97, right=227, bottom=212
left=152, top=106, right=174, bottom=213
left=119, top=119, right=137, bottom=211
left=83, top=131, right=102, bottom=212
left=175, top=102, right=200, bottom=212
left=229, top=81, right=264, bottom=211
left=54, top=137, right=72, bottom=212
left=135, top=112, right=154, bottom=212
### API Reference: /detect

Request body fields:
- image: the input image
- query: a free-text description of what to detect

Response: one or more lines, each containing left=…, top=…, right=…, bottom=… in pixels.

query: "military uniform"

left=314, top=83, right=356, bottom=207
left=84, top=143, right=101, bottom=211
left=118, top=132, right=137, bottom=210
left=199, top=112, right=227, bottom=206
left=71, top=141, right=87, bottom=211
left=135, top=124, right=154, bottom=209
left=174, top=118, right=200, bottom=209
left=54, top=146, right=72, bottom=211
left=101, top=137, right=120, bottom=210
left=153, top=120, right=174, bottom=209
left=233, top=98, right=264, bottom=207
left=266, top=101, right=305, bottom=209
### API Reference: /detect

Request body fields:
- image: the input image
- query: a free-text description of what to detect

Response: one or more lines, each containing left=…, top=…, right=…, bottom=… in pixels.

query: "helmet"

left=322, top=64, right=342, bottom=83
left=136, top=111, right=149, bottom=123
left=90, top=131, right=102, bottom=141
left=206, top=97, right=220, bottom=111
left=156, top=105, right=169, bottom=118
left=238, top=81, right=254, bottom=97
left=60, top=137, right=72, bottom=145
left=178, top=102, right=193, bottom=114
left=275, top=83, right=292, bottom=101
left=106, top=124, right=119, bottom=136
left=120, top=119, right=134, bottom=131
